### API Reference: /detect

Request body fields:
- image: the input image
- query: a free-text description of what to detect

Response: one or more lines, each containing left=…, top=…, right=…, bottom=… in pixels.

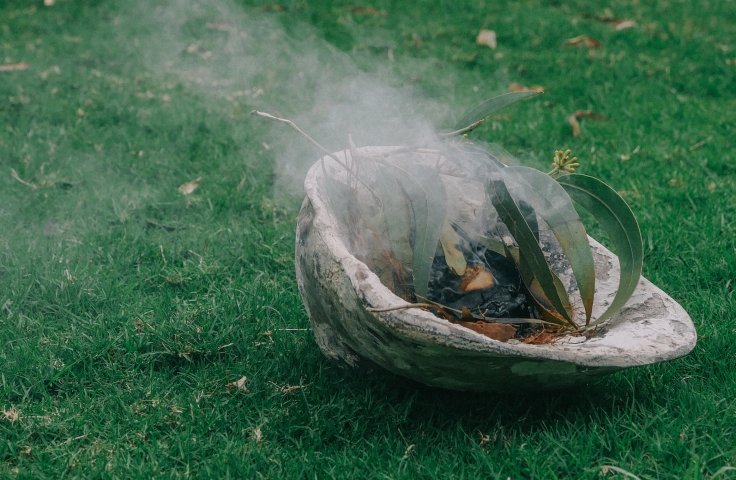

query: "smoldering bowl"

left=295, top=147, right=697, bottom=392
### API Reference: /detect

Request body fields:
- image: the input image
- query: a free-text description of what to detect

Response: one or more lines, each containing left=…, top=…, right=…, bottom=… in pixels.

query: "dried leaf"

left=10, top=168, right=38, bottom=189
left=456, top=321, right=516, bottom=342
left=226, top=375, right=249, bottom=392
left=253, top=427, right=263, bottom=442
left=459, top=265, right=495, bottom=292
left=350, top=6, right=386, bottom=16
left=476, top=29, right=497, bottom=49
left=509, top=82, right=544, bottom=93
left=567, top=111, right=605, bottom=138
left=564, top=35, right=600, bottom=49
left=206, top=21, right=236, bottom=32
left=440, top=221, right=467, bottom=275
left=568, top=115, right=581, bottom=137
left=178, top=177, right=201, bottom=195
left=0, top=62, right=30, bottom=72
left=615, top=20, right=636, bottom=30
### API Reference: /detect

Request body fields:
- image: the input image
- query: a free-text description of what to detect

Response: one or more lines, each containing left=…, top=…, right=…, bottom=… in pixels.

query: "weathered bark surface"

left=295, top=148, right=697, bottom=392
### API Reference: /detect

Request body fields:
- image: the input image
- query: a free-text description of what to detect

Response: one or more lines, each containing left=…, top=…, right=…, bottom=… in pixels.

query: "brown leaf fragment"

left=476, top=29, right=497, bottom=49
left=226, top=376, right=249, bottom=392
left=254, top=4, right=287, bottom=12
left=461, top=306, right=475, bottom=321
left=178, top=177, right=201, bottom=195
left=567, top=110, right=605, bottom=137
left=350, top=6, right=386, bottom=16
left=456, top=321, right=516, bottom=342
left=206, top=21, right=236, bottom=32
left=459, top=265, right=495, bottom=292
left=509, top=82, right=544, bottom=93
left=568, top=115, right=581, bottom=137
left=564, top=35, right=600, bottom=49
left=0, top=62, right=30, bottom=72
left=615, top=20, right=636, bottom=30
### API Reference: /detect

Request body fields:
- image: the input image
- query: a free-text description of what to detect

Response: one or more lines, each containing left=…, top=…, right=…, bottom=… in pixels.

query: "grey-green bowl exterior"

left=295, top=148, right=697, bottom=392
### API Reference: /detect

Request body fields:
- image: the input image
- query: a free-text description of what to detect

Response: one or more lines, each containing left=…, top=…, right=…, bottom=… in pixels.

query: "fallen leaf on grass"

left=0, top=62, right=30, bottom=72
left=509, top=82, right=544, bottom=93
left=564, top=35, right=600, bottom=49
left=44, top=0, right=54, bottom=5
left=476, top=29, right=497, bottom=49
left=567, top=110, right=606, bottom=137
left=350, top=6, right=386, bottom=16
left=614, top=20, right=636, bottom=30
left=253, top=427, right=263, bottom=442
left=178, top=177, right=201, bottom=195
left=253, top=5, right=287, bottom=11
left=10, top=168, right=37, bottom=189
left=456, top=321, right=516, bottom=342
left=568, top=115, right=581, bottom=137
left=226, top=376, right=249, bottom=392
left=206, top=21, right=236, bottom=32
left=185, top=44, right=213, bottom=59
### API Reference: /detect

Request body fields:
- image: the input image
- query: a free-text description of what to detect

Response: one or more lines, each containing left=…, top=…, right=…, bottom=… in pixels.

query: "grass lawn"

left=1, top=0, right=735, bottom=478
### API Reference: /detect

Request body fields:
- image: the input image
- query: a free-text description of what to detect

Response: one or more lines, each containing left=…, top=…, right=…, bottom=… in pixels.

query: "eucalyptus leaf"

left=387, top=161, right=447, bottom=298
left=502, top=167, right=596, bottom=323
left=367, top=160, right=413, bottom=268
left=557, top=174, right=643, bottom=327
left=487, top=174, right=573, bottom=323
left=454, top=91, right=543, bottom=131
left=440, top=221, right=467, bottom=276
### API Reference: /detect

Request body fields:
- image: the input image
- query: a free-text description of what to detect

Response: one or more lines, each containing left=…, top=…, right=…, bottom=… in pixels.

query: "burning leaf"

left=456, top=320, right=516, bottom=342
left=564, top=35, right=600, bottom=49
left=459, top=265, right=495, bottom=292
left=440, top=221, right=467, bottom=275
left=178, top=177, right=201, bottom=195
left=0, top=62, right=30, bottom=72
left=509, top=82, right=544, bottom=93
left=476, top=29, right=497, bottom=49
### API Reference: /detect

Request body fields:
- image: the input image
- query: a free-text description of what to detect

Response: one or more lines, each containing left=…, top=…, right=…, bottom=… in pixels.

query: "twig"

left=437, top=119, right=484, bottom=138
left=10, top=168, right=37, bottom=189
left=251, top=110, right=380, bottom=200
left=367, top=303, right=440, bottom=313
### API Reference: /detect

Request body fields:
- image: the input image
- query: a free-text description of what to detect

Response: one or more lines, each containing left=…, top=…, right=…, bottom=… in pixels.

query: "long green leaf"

left=502, top=167, right=596, bottom=323
left=487, top=174, right=572, bottom=323
left=454, top=91, right=543, bottom=131
left=367, top=160, right=413, bottom=268
left=557, top=174, right=643, bottom=326
left=388, top=161, right=447, bottom=298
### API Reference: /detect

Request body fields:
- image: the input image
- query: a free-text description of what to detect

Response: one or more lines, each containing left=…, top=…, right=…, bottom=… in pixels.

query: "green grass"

left=1, top=0, right=735, bottom=478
